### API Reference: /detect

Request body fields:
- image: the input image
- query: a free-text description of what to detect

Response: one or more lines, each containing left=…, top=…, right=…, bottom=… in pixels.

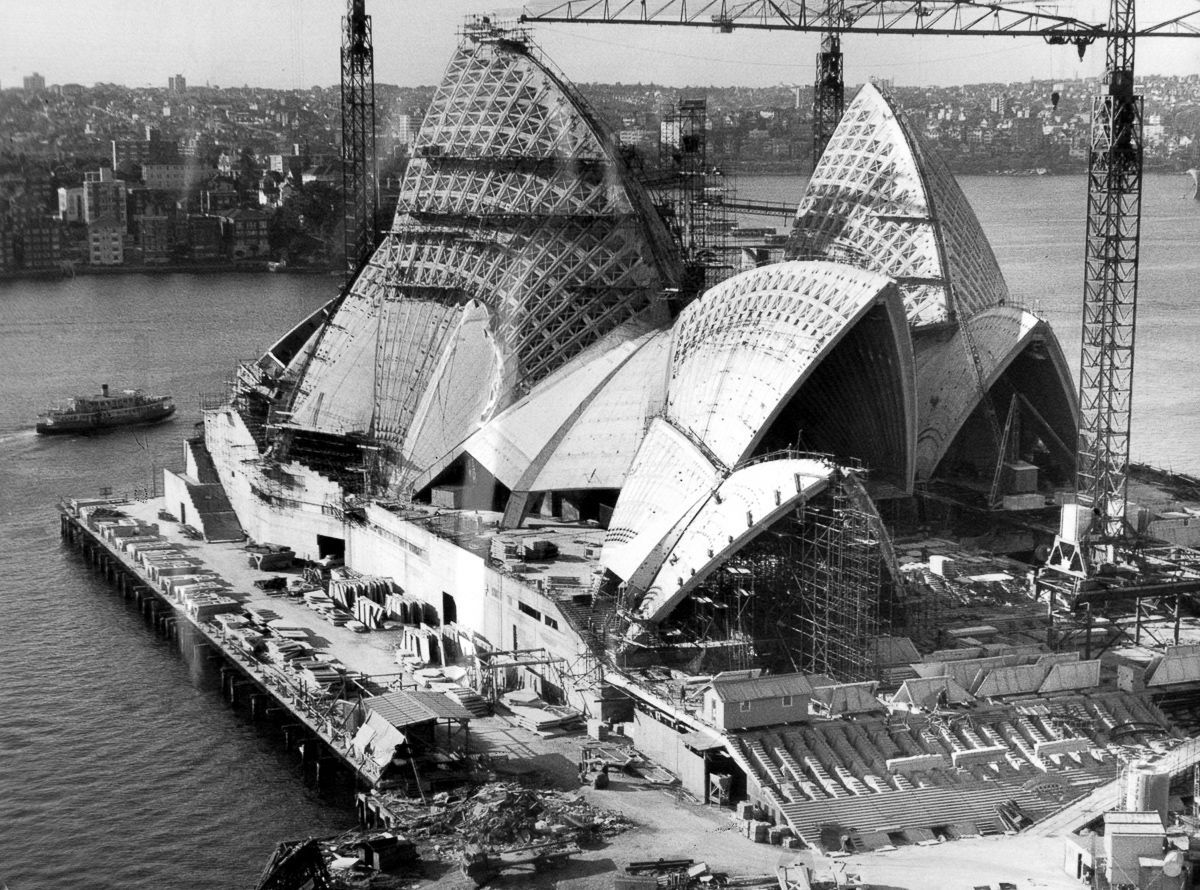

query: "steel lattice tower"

left=1075, top=0, right=1142, bottom=546
left=812, top=0, right=844, bottom=170
left=341, top=0, right=378, bottom=276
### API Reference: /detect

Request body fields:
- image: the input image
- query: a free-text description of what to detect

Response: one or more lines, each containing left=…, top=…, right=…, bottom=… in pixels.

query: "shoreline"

left=0, top=262, right=341, bottom=284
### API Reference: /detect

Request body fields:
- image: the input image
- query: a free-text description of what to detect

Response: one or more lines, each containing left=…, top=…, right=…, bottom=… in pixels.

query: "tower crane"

left=520, top=0, right=1200, bottom=579
left=341, top=0, right=378, bottom=280
left=270, top=0, right=379, bottom=428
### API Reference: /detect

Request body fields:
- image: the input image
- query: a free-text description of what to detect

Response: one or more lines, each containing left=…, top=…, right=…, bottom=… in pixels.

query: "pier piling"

left=59, top=504, right=362, bottom=797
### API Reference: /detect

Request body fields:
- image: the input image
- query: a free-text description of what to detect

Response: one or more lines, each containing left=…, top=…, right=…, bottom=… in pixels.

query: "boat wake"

left=0, top=428, right=39, bottom=447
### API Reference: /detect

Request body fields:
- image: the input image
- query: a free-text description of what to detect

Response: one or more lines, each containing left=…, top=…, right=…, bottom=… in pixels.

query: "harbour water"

left=0, top=176, right=1197, bottom=888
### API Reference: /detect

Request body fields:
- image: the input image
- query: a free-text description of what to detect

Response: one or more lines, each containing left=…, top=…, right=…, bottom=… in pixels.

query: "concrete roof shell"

left=913, top=305, right=1077, bottom=480
left=281, top=35, right=676, bottom=477
left=787, top=83, right=1009, bottom=327
left=526, top=328, right=671, bottom=494
left=601, top=416, right=722, bottom=585
left=604, top=260, right=915, bottom=595
left=634, top=456, right=835, bottom=622
left=409, top=319, right=669, bottom=511
left=665, top=260, right=914, bottom=474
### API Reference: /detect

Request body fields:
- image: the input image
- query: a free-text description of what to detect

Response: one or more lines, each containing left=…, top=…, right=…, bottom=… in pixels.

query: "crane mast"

left=1051, top=0, right=1143, bottom=575
left=341, top=0, right=378, bottom=279
left=813, top=0, right=845, bottom=169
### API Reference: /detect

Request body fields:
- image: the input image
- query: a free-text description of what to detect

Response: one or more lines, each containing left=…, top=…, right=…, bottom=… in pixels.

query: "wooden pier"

left=59, top=500, right=378, bottom=793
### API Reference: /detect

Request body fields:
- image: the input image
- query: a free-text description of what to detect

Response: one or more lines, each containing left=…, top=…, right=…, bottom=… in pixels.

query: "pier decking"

left=58, top=494, right=429, bottom=790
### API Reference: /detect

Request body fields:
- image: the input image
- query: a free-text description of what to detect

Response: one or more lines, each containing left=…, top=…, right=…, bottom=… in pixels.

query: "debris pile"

left=368, top=780, right=632, bottom=854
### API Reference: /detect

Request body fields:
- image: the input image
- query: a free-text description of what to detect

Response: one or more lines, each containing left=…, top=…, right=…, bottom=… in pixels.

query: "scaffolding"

left=792, top=471, right=882, bottom=680
left=650, top=471, right=885, bottom=682
left=655, top=97, right=731, bottom=309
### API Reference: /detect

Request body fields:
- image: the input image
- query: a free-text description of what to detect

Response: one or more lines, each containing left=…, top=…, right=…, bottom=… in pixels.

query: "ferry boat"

left=36, top=384, right=176, bottom=435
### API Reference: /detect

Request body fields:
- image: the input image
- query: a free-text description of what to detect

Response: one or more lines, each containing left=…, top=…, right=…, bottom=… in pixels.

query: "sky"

left=1, top=0, right=1197, bottom=92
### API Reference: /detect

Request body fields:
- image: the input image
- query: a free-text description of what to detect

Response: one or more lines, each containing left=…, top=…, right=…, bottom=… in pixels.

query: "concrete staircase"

left=178, top=440, right=244, bottom=543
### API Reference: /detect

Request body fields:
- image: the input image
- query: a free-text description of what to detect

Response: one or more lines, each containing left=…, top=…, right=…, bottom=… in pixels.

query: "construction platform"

left=57, top=494, right=473, bottom=791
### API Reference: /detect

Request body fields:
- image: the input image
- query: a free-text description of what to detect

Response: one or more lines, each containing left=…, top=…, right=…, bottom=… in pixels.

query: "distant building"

left=617, top=129, right=655, bottom=152
left=88, top=215, right=125, bottom=265
left=168, top=74, right=187, bottom=94
left=23, top=72, right=45, bottom=94
left=142, top=161, right=193, bottom=192
left=186, top=215, right=223, bottom=260
left=660, top=119, right=682, bottom=150
left=139, top=215, right=171, bottom=264
left=83, top=169, right=128, bottom=227
left=17, top=217, right=63, bottom=269
left=201, top=180, right=239, bottom=214
left=57, top=186, right=85, bottom=223
left=219, top=208, right=270, bottom=260
left=0, top=227, right=16, bottom=272
left=267, top=153, right=305, bottom=179
left=111, top=133, right=180, bottom=171
left=301, top=163, right=340, bottom=186
left=394, top=113, right=418, bottom=146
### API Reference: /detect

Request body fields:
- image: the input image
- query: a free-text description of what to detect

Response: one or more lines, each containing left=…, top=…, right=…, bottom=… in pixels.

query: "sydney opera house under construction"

left=177, top=24, right=1197, bottom=844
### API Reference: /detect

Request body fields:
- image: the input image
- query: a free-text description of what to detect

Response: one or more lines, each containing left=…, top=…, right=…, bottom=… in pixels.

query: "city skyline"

left=3, top=0, right=1199, bottom=93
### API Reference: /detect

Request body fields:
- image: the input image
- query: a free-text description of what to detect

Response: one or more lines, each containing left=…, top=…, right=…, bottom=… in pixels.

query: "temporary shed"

left=891, top=676, right=973, bottom=710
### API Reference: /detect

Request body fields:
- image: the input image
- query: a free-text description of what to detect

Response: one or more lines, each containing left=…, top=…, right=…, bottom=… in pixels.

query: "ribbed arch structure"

left=281, top=30, right=675, bottom=489
left=786, top=84, right=1009, bottom=327
left=410, top=320, right=669, bottom=508
left=635, top=456, right=835, bottom=623
left=915, top=306, right=1077, bottom=481
left=602, top=260, right=915, bottom=591
left=665, top=261, right=914, bottom=472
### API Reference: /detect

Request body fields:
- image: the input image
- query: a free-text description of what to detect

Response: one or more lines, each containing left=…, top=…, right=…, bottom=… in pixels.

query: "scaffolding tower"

left=656, top=97, right=730, bottom=308
left=651, top=469, right=885, bottom=682
left=793, top=472, right=882, bottom=681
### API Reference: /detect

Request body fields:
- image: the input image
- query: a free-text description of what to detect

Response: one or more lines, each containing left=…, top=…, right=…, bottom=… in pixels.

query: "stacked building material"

left=501, top=690, right=584, bottom=733
left=329, top=571, right=396, bottom=609
left=292, top=658, right=345, bottom=694
left=181, top=590, right=241, bottom=620
left=354, top=597, right=385, bottom=629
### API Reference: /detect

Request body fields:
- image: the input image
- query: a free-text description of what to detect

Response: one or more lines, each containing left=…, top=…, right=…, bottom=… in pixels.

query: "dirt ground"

left=840, top=834, right=1082, bottom=890
left=410, top=718, right=1081, bottom=890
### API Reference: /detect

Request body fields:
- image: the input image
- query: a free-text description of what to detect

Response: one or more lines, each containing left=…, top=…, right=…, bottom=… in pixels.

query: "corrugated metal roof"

left=409, top=690, right=475, bottom=722
left=364, top=689, right=473, bottom=728
left=711, top=672, right=813, bottom=702
left=893, top=676, right=973, bottom=707
left=1039, top=659, right=1101, bottom=693
left=973, top=664, right=1048, bottom=698
left=811, top=682, right=881, bottom=715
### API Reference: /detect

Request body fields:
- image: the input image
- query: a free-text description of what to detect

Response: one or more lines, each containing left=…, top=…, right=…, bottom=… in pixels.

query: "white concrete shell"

left=635, top=456, right=836, bottom=623
left=914, top=306, right=1077, bottom=480
left=603, top=261, right=916, bottom=592
left=666, top=260, right=915, bottom=477
left=279, top=31, right=675, bottom=493
left=602, top=416, right=722, bottom=585
left=788, top=84, right=1009, bottom=327
left=410, top=320, right=670, bottom=518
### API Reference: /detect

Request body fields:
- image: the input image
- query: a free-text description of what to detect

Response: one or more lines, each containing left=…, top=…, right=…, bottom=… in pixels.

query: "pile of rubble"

left=371, top=780, right=631, bottom=854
